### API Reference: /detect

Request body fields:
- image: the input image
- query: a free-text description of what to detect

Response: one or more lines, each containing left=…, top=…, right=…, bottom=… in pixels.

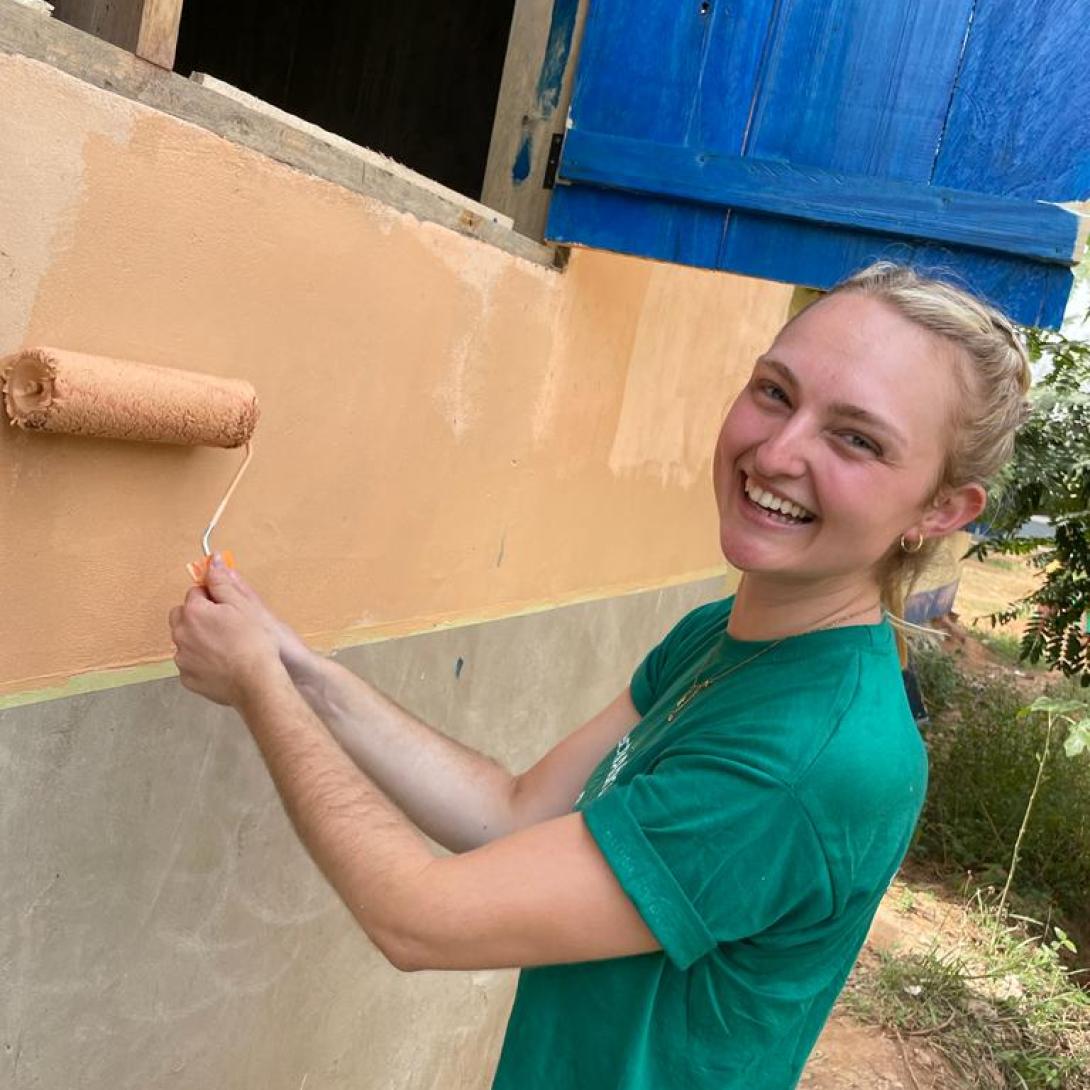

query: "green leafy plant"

left=912, top=648, right=1090, bottom=928
left=1000, top=695, right=1090, bottom=916
left=970, top=327, right=1090, bottom=684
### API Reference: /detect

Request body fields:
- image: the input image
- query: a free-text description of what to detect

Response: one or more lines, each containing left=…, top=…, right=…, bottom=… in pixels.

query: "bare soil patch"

left=801, top=876, right=969, bottom=1090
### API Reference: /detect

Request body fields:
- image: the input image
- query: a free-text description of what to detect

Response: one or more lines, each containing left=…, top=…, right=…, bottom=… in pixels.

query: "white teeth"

left=744, top=477, right=813, bottom=521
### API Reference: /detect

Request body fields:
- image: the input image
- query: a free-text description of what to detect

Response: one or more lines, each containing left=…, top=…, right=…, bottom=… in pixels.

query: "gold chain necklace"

left=665, top=601, right=882, bottom=724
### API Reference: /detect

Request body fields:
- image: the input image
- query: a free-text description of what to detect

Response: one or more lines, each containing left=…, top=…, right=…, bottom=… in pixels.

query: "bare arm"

left=170, top=565, right=660, bottom=972
left=289, top=652, right=640, bottom=851
left=242, top=663, right=660, bottom=971
left=231, top=570, right=641, bottom=852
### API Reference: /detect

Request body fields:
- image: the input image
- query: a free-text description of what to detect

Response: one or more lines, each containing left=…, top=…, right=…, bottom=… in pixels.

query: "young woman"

left=169, top=262, right=1031, bottom=1088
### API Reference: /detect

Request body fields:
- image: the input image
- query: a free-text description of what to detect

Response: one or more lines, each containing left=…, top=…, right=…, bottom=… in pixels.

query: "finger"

left=185, top=585, right=211, bottom=608
left=227, top=567, right=260, bottom=601
left=168, top=606, right=182, bottom=631
left=204, top=555, right=244, bottom=605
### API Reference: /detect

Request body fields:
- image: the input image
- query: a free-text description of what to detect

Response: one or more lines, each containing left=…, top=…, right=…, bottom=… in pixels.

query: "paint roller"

left=1, top=346, right=258, bottom=584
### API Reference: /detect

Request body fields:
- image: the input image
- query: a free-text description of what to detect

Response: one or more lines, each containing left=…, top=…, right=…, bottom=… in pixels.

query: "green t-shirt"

left=490, top=596, right=926, bottom=1089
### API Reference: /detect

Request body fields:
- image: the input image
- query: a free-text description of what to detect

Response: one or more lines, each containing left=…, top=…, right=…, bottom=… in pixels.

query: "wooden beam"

left=49, top=0, right=183, bottom=69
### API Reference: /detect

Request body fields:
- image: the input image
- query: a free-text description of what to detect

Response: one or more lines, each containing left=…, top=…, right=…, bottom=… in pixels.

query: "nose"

left=752, top=417, right=809, bottom=480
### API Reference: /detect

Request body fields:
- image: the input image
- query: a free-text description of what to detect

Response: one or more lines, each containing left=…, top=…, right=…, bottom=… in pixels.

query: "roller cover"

left=1, top=348, right=258, bottom=448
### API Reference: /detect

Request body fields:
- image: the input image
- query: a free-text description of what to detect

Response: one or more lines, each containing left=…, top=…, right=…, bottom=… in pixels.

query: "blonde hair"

left=804, top=262, right=1033, bottom=661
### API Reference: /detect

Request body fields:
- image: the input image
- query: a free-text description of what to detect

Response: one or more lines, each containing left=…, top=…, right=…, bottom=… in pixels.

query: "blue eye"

left=842, top=432, right=881, bottom=456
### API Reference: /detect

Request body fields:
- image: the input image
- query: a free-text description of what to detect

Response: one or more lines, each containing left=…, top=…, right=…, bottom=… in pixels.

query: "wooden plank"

left=51, top=0, right=182, bottom=69
left=134, top=0, right=182, bottom=69
left=51, top=0, right=162, bottom=63
left=557, top=129, right=1082, bottom=264
left=547, top=204, right=1076, bottom=328
left=927, top=0, right=1090, bottom=321
left=0, top=0, right=554, bottom=267
left=192, top=73, right=514, bottom=231
left=51, top=0, right=139, bottom=46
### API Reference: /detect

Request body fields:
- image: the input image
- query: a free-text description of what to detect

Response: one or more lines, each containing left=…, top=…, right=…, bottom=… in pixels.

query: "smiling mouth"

left=741, top=472, right=817, bottom=525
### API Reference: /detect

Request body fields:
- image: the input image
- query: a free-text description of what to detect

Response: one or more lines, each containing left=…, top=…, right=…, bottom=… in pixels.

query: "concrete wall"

left=1, top=577, right=725, bottom=1090
left=0, top=33, right=792, bottom=1090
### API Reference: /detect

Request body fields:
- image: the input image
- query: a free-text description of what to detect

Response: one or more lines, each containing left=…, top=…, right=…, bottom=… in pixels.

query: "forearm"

left=236, top=664, right=433, bottom=963
left=288, top=652, right=520, bottom=851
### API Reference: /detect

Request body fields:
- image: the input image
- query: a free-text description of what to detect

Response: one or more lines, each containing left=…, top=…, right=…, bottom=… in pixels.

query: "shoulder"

left=695, top=625, right=904, bottom=770
left=792, top=642, right=927, bottom=873
left=795, top=633, right=925, bottom=785
left=700, top=629, right=925, bottom=815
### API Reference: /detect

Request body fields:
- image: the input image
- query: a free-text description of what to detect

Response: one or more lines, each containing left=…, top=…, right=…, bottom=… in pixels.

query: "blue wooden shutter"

left=546, top=0, right=1089, bottom=328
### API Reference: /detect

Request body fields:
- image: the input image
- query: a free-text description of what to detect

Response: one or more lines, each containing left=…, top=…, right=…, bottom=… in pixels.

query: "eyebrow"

left=757, top=356, right=908, bottom=449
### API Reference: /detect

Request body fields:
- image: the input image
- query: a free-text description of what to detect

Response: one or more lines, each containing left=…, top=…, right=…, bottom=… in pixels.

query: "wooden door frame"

left=482, top=0, right=589, bottom=240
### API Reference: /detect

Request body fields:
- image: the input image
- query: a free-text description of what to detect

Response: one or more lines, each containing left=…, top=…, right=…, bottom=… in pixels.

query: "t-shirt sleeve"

left=582, top=745, right=835, bottom=970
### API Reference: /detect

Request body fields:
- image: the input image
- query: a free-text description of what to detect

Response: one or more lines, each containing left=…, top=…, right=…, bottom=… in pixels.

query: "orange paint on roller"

left=1, top=347, right=258, bottom=447
left=2, top=347, right=259, bottom=583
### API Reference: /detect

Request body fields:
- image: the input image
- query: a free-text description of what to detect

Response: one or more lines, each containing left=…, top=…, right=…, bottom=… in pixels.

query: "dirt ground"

left=801, top=1016, right=950, bottom=1090
left=800, top=876, right=967, bottom=1090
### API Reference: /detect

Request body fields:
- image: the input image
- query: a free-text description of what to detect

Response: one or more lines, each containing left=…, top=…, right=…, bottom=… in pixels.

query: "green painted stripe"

left=0, top=568, right=732, bottom=709
left=0, top=661, right=178, bottom=710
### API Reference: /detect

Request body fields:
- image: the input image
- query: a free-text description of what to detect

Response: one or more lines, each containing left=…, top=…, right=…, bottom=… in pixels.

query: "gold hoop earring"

left=899, top=533, right=924, bottom=554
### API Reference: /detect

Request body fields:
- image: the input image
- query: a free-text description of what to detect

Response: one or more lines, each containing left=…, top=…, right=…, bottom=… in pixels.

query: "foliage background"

left=970, top=323, right=1090, bottom=684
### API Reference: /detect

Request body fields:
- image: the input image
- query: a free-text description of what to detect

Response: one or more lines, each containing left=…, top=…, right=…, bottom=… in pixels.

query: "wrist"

left=284, top=642, right=325, bottom=687
left=290, top=647, right=336, bottom=701
left=234, top=654, right=292, bottom=712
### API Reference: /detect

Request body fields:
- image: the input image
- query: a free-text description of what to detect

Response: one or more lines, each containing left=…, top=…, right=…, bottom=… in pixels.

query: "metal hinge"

left=543, top=133, right=565, bottom=190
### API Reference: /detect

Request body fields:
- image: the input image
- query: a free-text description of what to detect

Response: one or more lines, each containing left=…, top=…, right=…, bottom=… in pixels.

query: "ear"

left=918, top=482, right=988, bottom=538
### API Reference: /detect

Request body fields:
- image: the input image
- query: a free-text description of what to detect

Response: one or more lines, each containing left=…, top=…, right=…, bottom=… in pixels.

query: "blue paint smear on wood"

left=537, top=0, right=580, bottom=117
left=548, top=0, right=1089, bottom=328
left=512, top=134, right=533, bottom=184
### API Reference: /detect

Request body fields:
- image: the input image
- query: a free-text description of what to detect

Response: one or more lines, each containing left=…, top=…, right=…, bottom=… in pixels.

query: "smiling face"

left=713, top=291, right=983, bottom=591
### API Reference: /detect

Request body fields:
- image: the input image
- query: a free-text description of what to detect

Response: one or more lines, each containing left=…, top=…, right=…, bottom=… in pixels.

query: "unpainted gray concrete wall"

left=1, top=577, right=722, bottom=1090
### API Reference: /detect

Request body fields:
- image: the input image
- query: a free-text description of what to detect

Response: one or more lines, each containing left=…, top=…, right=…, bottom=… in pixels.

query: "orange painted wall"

left=0, top=55, right=793, bottom=693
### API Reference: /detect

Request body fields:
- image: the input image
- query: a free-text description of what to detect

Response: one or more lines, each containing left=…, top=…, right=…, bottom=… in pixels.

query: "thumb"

left=204, top=555, right=244, bottom=605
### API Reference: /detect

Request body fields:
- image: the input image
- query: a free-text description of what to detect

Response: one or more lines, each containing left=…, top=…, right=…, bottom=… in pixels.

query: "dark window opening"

left=174, top=0, right=518, bottom=201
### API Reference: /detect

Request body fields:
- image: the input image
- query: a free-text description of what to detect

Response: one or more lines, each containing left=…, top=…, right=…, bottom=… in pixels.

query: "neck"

left=727, top=572, right=883, bottom=641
